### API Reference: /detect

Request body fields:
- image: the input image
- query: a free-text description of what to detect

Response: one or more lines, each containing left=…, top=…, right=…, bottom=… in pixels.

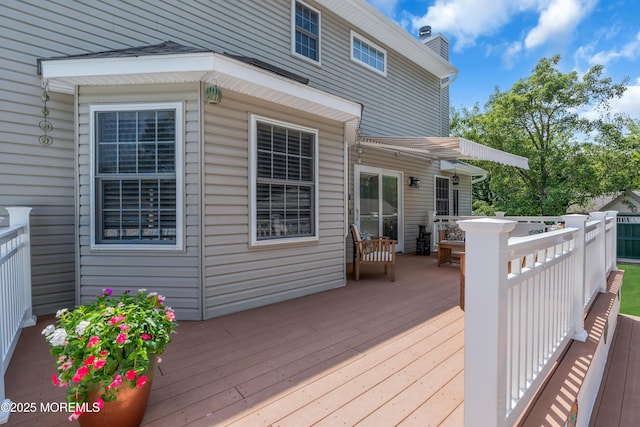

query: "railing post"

left=6, top=207, right=35, bottom=328
left=458, top=218, right=515, bottom=427
left=605, top=211, right=618, bottom=273
left=563, top=214, right=589, bottom=342
left=590, top=212, right=608, bottom=293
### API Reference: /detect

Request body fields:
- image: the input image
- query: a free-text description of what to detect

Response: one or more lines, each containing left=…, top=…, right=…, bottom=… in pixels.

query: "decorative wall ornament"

left=39, top=82, right=53, bottom=145
left=204, top=83, right=223, bottom=104
left=621, top=198, right=637, bottom=212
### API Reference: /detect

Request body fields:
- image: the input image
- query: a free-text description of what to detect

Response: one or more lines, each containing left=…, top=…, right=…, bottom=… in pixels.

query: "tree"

left=452, top=55, right=632, bottom=215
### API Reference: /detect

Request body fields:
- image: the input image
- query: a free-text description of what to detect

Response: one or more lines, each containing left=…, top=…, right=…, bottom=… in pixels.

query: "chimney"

left=419, top=25, right=432, bottom=40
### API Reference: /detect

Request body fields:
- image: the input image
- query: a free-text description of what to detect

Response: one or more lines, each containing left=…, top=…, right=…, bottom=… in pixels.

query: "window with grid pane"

left=351, top=31, right=386, bottom=75
left=95, top=108, right=178, bottom=245
left=294, top=1, right=320, bottom=62
left=435, top=177, right=450, bottom=215
left=254, top=119, right=316, bottom=241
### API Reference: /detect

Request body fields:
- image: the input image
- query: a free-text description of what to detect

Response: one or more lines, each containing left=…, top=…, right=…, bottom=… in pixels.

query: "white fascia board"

left=210, top=54, right=362, bottom=121
left=41, top=52, right=215, bottom=79
left=40, top=52, right=361, bottom=123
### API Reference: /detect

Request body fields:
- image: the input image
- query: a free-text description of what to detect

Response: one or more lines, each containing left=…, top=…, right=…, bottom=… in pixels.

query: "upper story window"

left=435, top=176, right=450, bottom=215
left=91, top=103, right=183, bottom=249
left=350, top=31, right=387, bottom=76
left=292, top=0, right=321, bottom=63
left=250, top=115, right=318, bottom=246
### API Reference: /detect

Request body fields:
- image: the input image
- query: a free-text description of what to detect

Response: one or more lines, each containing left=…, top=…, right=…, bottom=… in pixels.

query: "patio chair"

left=350, top=224, right=397, bottom=282
left=437, top=224, right=465, bottom=266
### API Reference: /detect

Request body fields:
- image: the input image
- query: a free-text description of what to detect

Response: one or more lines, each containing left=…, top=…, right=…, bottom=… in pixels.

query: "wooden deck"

left=590, top=314, right=640, bottom=427
left=4, top=254, right=465, bottom=426
left=4, top=254, right=638, bottom=426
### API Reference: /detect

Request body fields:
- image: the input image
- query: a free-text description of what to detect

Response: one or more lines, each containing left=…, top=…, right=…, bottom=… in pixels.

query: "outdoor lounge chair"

left=350, top=223, right=397, bottom=282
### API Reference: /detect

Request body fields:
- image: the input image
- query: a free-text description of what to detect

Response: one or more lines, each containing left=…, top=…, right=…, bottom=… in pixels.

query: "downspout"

left=440, top=72, right=458, bottom=89
left=344, top=105, right=364, bottom=284
left=472, top=172, right=488, bottom=185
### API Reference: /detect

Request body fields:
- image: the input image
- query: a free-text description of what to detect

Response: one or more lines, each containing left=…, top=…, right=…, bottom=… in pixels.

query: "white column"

left=458, top=218, right=515, bottom=427
left=563, top=214, right=589, bottom=342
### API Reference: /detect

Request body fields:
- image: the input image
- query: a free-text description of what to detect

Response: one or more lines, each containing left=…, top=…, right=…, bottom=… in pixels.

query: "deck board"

left=4, top=254, right=638, bottom=426
left=589, top=314, right=640, bottom=427
left=4, top=254, right=467, bottom=426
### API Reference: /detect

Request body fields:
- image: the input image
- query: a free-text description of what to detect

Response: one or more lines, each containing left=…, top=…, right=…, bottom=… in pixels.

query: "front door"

left=355, top=165, right=403, bottom=251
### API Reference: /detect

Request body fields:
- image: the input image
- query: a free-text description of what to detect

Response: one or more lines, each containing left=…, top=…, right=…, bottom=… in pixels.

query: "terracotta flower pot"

left=79, top=359, right=155, bottom=427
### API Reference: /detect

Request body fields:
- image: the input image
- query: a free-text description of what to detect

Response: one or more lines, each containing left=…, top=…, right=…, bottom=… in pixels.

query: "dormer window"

left=292, top=1, right=321, bottom=64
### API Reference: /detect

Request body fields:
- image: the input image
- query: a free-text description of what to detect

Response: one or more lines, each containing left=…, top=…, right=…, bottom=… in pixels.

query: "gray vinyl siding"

left=1, top=0, right=452, bottom=315
left=76, top=84, right=202, bottom=321
left=4, top=0, right=446, bottom=136
left=202, top=90, right=346, bottom=319
left=0, top=37, right=76, bottom=315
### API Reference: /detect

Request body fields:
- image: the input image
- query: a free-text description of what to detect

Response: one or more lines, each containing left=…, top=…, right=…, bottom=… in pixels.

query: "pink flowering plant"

left=42, top=289, right=178, bottom=420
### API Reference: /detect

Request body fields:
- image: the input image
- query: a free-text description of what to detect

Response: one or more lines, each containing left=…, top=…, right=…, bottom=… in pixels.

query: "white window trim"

left=89, top=102, right=185, bottom=251
left=249, top=114, right=320, bottom=247
left=350, top=30, right=387, bottom=77
left=434, top=174, right=450, bottom=216
left=291, top=0, right=322, bottom=66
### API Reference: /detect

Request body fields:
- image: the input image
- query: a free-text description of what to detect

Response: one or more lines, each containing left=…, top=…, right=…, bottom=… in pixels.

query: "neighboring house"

left=569, top=190, right=640, bottom=214
left=0, top=0, right=527, bottom=320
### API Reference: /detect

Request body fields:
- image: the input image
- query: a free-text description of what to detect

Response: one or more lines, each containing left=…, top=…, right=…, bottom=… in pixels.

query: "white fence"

left=459, top=211, right=617, bottom=427
left=0, top=207, right=36, bottom=425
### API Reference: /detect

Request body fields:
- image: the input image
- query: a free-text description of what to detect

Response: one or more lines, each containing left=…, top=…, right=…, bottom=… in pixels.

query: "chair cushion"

left=445, top=224, right=464, bottom=241
left=362, top=250, right=394, bottom=262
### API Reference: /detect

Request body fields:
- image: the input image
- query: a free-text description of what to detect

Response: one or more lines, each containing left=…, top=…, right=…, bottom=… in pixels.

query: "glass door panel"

left=382, top=175, right=398, bottom=240
left=359, top=172, right=379, bottom=236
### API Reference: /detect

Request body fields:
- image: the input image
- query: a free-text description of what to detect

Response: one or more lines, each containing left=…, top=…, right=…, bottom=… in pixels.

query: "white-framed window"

left=292, top=0, right=321, bottom=64
left=90, top=103, right=183, bottom=249
left=250, top=115, right=319, bottom=246
left=435, top=176, right=450, bottom=215
left=350, top=31, right=387, bottom=76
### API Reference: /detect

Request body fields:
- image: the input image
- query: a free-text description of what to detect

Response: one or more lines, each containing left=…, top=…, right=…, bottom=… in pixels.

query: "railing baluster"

left=1, top=207, right=35, bottom=425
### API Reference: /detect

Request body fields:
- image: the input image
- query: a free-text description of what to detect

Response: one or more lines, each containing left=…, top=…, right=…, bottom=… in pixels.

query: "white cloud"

left=407, top=0, right=596, bottom=55
left=579, top=79, right=640, bottom=121
left=410, top=0, right=519, bottom=52
left=610, top=80, right=640, bottom=119
left=524, top=0, right=596, bottom=49
left=588, top=32, right=640, bottom=66
left=502, top=41, right=523, bottom=69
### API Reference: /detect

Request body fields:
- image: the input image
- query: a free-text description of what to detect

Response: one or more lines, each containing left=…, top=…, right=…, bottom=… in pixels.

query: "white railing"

left=459, top=211, right=617, bottom=427
left=0, top=207, right=36, bottom=425
left=431, top=214, right=564, bottom=249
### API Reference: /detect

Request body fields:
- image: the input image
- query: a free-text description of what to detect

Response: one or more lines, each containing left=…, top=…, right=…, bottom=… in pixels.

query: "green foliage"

left=42, top=289, right=178, bottom=419
left=452, top=55, right=637, bottom=215
left=471, top=199, right=495, bottom=216
left=620, top=263, right=640, bottom=317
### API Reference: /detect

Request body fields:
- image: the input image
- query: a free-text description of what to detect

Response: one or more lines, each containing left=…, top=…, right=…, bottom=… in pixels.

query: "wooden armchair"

left=437, top=224, right=465, bottom=267
left=350, top=224, right=397, bottom=282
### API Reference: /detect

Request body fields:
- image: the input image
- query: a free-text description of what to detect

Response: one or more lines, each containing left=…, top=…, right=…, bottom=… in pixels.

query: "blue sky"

left=367, top=0, right=640, bottom=119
